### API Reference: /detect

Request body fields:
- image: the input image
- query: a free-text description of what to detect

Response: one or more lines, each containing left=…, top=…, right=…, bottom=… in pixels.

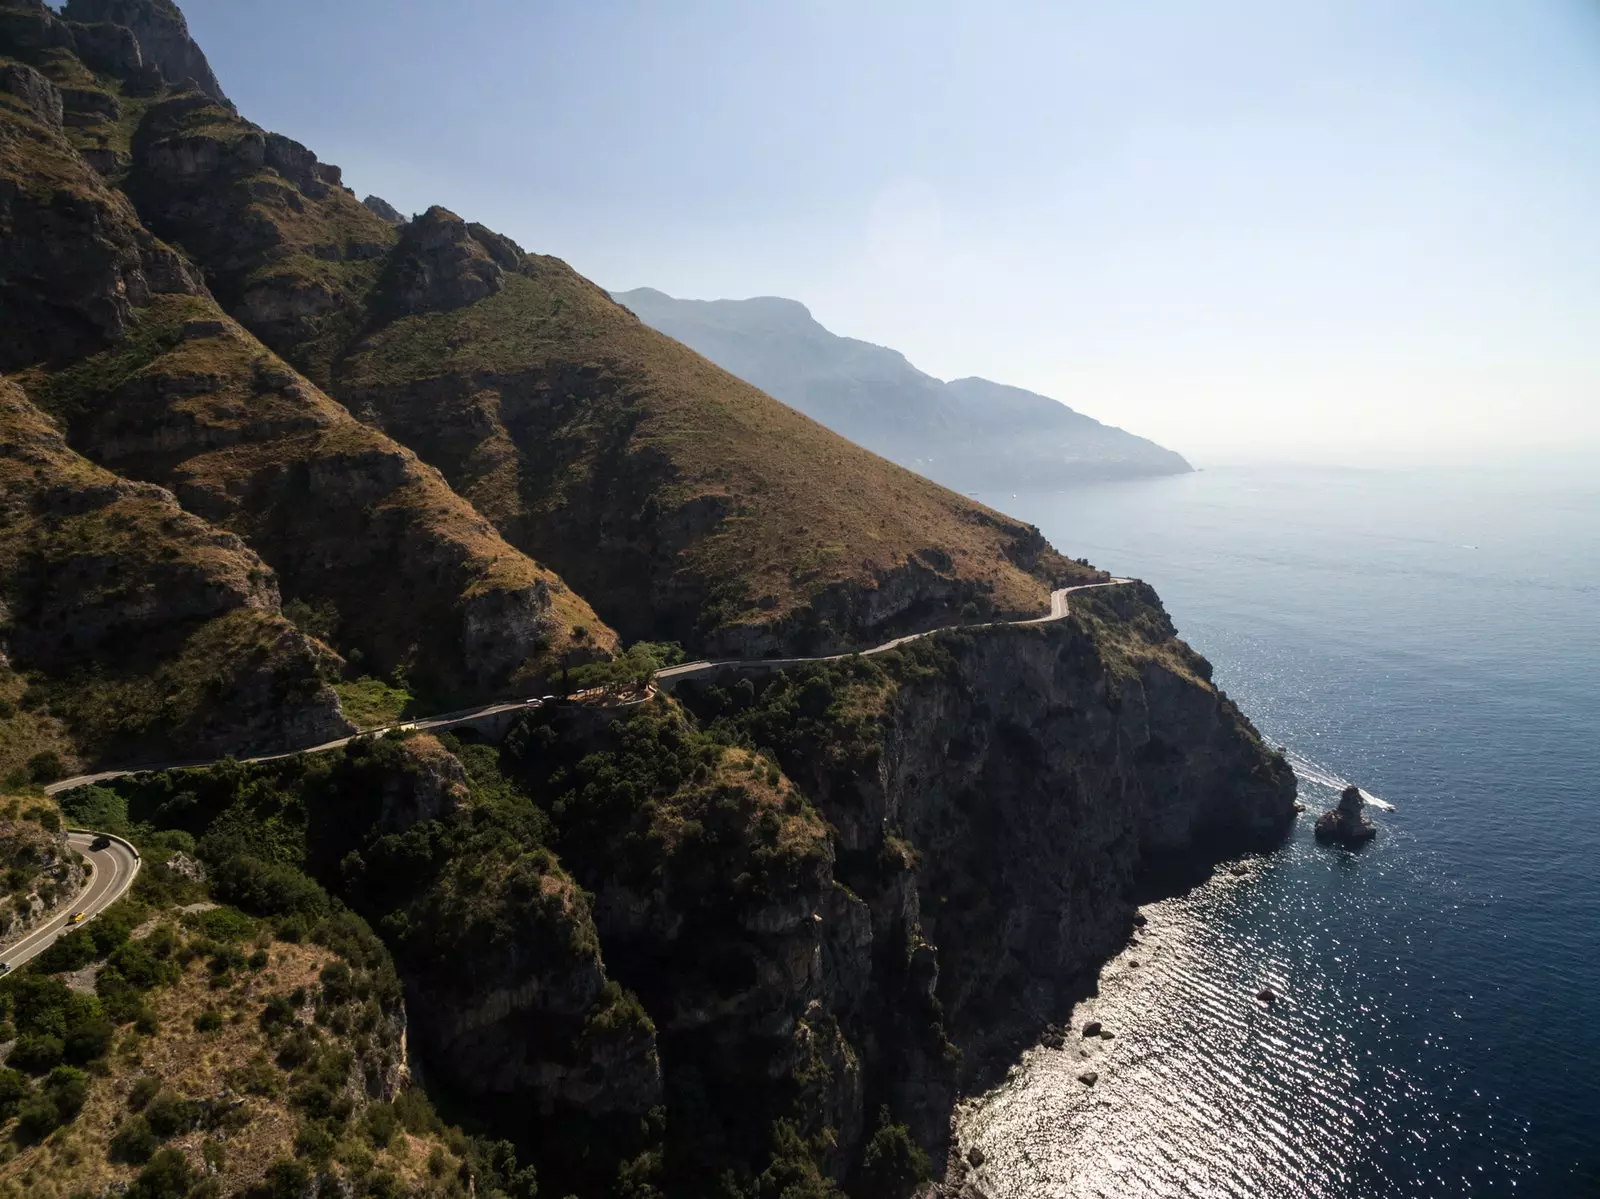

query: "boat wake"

left=1284, top=748, right=1396, bottom=810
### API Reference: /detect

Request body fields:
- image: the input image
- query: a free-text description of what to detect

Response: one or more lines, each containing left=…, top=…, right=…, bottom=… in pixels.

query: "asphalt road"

left=656, top=578, right=1132, bottom=684
left=45, top=579, right=1132, bottom=794
left=0, top=832, right=141, bottom=973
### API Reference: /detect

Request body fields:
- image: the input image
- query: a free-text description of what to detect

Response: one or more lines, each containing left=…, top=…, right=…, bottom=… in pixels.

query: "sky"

left=171, top=0, right=1600, bottom=466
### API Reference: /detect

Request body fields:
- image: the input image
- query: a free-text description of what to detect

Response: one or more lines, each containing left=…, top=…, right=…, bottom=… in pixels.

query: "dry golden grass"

left=0, top=375, right=350, bottom=765
left=340, top=262, right=1085, bottom=648
left=0, top=940, right=458, bottom=1199
left=17, top=294, right=616, bottom=695
left=1068, top=583, right=1211, bottom=689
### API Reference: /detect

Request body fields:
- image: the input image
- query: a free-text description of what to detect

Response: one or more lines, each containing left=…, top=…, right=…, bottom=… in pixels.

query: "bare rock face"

left=0, top=77, right=205, bottom=369
left=61, top=0, right=229, bottom=106
left=401, top=856, right=663, bottom=1118
left=377, top=206, right=507, bottom=317
left=674, top=583, right=1297, bottom=1165
left=0, top=820, right=89, bottom=946
left=377, top=734, right=470, bottom=832
left=0, top=376, right=353, bottom=759
left=0, top=61, right=63, bottom=129
left=1315, top=785, right=1378, bottom=847
left=362, top=194, right=407, bottom=227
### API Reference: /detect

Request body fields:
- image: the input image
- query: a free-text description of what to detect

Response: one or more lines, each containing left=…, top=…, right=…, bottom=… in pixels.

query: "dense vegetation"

left=6, top=778, right=548, bottom=1199
left=30, top=690, right=938, bottom=1198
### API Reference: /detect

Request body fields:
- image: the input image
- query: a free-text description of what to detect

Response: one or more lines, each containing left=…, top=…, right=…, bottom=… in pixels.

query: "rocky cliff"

left=3, top=4, right=1299, bottom=1196
left=673, top=581, right=1295, bottom=1169
left=0, top=812, right=88, bottom=945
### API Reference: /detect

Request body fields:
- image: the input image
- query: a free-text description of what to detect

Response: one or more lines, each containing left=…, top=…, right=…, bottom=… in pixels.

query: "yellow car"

left=68, top=912, right=86, bottom=924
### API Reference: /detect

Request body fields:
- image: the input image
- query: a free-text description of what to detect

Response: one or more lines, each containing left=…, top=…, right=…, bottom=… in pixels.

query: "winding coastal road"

left=0, top=831, right=140, bottom=972
left=25, top=580, right=1128, bottom=972
left=44, top=578, right=1131, bottom=793
left=655, top=577, right=1132, bottom=687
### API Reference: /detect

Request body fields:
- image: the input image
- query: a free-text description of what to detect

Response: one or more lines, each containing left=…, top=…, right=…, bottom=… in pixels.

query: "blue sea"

left=960, top=464, right=1600, bottom=1198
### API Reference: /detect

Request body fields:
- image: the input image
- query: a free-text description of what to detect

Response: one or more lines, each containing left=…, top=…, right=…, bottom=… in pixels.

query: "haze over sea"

left=963, top=464, right=1600, bottom=1197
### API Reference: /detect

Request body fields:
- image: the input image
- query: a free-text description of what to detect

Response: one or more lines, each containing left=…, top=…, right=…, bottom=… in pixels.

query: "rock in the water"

left=1256, top=987, right=1277, bottom=1004
left=1132, top=913, right=1148, bottom=927
left=1082, top=1020, right=1102, bottom=1038
left=1314, top=785, right=1378, bottom=847
left=967, top=1146, right=985, bottom=1167
left=1099, top=1029, right=1116, bottom=1040
left=1078, top=1070, right=1099, bottom=1086
left=1229, top=863, right=1250, bottom=876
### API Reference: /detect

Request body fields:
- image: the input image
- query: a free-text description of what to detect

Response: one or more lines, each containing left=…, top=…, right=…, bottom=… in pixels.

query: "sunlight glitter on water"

left=952, top=786, right=1530, bottom=1199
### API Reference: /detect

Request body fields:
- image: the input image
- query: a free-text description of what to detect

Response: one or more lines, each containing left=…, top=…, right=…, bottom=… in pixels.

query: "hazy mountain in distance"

left=612, top=287, right=1191, bottom=490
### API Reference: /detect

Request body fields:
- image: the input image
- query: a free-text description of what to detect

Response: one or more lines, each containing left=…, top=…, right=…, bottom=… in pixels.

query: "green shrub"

left=62, top=1010, right=113, bottom=1063
left=8, top=1033, right=63, bottom=1074
left=209, top=855, right=329, bottom=918
left=258, top=993, right=296, bottom=1032
left=259, top=1157, right=311, bottom=1199
left=26, top=752, right=63, bottom=784
left=125, top=1148, right=197, bottom=1199
left=143, top=1090, right=199, bottom=1138
left=13, top=1095, right=62, bottom=1142
left=128, top=1074, right=161, bottom=1110
left=363, top=1100, right=399, bottom=1148
left=196, top=906, right=256, bottom=943
left=55, top=784, right=130, bottom=834
left=110, top=1114, right=158, bottom=1163
left=193, top=1008, right=223, bottom=1033
left=856, top=1107, right=932, bottom=1197
left=293, top=1120, right=334, bottom=1164
left=12, top=1066, right=87, bottom=1142
left=225, top=1052, right=280, bottom=1098
left=0, top=1067, right=29, bottom=1121
left=32, top=927, right=96, bottom=974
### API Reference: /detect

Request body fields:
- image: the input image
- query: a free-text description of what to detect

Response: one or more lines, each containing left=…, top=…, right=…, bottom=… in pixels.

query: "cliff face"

left=0, top=815, right=88, bottom=944
left=0, top=375, right=351, bottom=762
left=675, top=582, right=1296, bottom=1165
left=0, top=13, right=616, bottom=766
left=5, top=5, right=1300, bottom=1195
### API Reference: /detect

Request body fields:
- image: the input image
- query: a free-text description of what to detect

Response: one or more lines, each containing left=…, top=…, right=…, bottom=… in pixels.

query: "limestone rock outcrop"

left=376, top=206, right=509, bottom=317
left=61, top=0, right=229, bottom=105
left=362, top=194, right=407, bottom=226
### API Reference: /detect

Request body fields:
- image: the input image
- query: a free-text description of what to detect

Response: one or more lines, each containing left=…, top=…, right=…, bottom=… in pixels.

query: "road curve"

left=656, top=578, right=1133, bottom=685
left=0, top=831, right=140, bottom=972
left=46, top=579, right=1133, bottom=796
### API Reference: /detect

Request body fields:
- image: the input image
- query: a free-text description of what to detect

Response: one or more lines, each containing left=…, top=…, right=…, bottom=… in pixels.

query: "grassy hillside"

left=10, top=0, right=1093, bottom=662
left=0, top=793, right=541, bottom=1199
left=16, top=36, right=1093, bottom=653
left=0, top=26, right=616, bottom=762
left=337, top=253, right=1093, bottom=650
left=0, top=375, right=350, bottom=771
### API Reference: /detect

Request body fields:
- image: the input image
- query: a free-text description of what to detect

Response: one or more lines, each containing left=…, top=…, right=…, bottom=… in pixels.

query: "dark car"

left=90, top=834, right=111, bottom=851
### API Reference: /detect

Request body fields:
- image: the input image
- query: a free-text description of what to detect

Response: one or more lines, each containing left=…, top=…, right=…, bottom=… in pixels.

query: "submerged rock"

left=1315, top=785, right=1378, bottom=847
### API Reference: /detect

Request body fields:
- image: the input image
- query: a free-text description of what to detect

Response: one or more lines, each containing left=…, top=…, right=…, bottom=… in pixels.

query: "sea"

left=960, top=463, right=1600, bottom=1198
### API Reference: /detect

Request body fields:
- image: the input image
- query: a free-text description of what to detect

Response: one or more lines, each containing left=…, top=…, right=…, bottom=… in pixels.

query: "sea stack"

left=1315, top=785, right=1378, bottom=847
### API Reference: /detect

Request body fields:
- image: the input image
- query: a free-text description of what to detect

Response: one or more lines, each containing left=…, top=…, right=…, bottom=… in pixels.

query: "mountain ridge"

left=0, top=4, right=1296, bottom=1196
left=612, top=285, right=1191, bottom=491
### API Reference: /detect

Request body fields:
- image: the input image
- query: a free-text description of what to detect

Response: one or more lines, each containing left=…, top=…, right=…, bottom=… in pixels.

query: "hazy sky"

left=175, top=0, right=1600, bottom=465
